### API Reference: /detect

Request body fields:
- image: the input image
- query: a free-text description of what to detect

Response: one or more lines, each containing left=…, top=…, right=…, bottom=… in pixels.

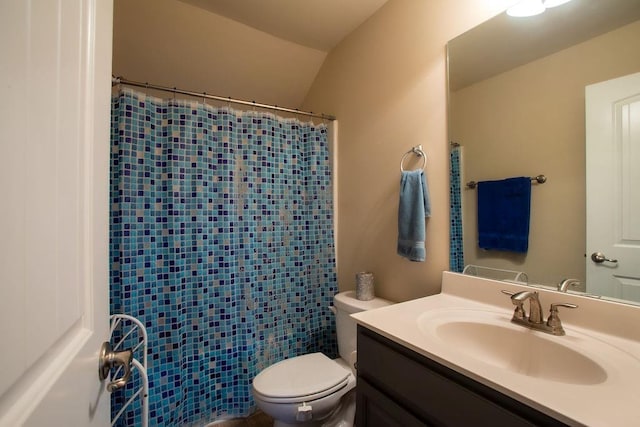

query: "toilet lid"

left=252, top=353, right=350, bottom=401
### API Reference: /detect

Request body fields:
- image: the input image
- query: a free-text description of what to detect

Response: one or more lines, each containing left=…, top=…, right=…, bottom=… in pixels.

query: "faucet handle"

left=546, top=302, right=578, bottom=335
left=501, top=290, right=525, bottom=320
left=550, top=302, right=578, bottom=311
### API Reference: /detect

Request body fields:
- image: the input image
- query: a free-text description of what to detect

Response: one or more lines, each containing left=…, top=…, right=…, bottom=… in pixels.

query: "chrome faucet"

left=558, top=278, right=580, bottom=292
left=510, top=290, right=543, bottom=324
left=501, top=290, right=578, bottom=335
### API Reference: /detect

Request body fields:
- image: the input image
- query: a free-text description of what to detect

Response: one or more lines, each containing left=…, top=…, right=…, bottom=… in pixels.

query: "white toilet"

left=252, top=291, right=392, bottom=427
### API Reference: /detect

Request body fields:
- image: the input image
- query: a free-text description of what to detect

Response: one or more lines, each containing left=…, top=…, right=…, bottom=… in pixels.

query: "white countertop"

left=351, top=272, right=640, bottom=426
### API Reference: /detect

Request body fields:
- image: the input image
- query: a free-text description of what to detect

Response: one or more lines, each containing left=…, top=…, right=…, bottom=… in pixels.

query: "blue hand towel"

left=397, top=170, right=431, bottom=262
left=477, top=177, right=531, bottom=253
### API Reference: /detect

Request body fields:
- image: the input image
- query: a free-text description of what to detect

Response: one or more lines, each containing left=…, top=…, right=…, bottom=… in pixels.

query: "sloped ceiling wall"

left=176, top=0, right=389, bottom=51
left=112, top=0, right=327, bottom=108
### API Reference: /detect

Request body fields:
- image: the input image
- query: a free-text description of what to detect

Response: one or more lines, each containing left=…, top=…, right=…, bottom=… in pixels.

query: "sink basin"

left=418, top=309, right=609, bottom=385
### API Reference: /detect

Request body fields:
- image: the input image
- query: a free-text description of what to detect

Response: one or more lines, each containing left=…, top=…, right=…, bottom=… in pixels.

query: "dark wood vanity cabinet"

left=356, top=326, right=568, bottom=427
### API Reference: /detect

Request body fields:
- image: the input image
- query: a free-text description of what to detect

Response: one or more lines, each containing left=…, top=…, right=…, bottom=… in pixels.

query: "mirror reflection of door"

left=586, top=72, right=640, bottom=302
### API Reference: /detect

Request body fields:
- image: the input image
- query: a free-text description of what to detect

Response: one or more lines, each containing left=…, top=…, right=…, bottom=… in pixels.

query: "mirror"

left=447, top=0, right=640, bottom=302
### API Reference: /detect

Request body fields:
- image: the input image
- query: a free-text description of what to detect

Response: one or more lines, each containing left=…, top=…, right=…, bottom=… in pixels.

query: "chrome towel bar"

left=466, top=174, right=546, bottom=189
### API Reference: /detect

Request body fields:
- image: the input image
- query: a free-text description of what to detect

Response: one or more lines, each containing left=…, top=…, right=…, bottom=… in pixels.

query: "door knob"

left=591, top=252, right=618, bottom=264
left=99, top=342, right=133, bottom=392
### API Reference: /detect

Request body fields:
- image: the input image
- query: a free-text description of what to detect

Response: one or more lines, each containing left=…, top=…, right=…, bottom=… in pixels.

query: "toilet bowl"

left=253, top=353, right=355, bottom=427
left=252, top=291, right=392, bottom=427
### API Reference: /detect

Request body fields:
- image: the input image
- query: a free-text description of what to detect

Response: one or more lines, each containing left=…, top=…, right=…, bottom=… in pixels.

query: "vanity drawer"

left=357, top=377, right=429, bottom=427
left=357, top=326, right=566, bottom=427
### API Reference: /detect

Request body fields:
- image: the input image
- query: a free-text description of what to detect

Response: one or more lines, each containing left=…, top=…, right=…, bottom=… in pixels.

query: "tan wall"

left=302, top=0, right=513, bottom=302
left=451, top=20, right=640, bottom=287
left=112, top=0, right=326, bottom=108
left=113, top=0, right=518, bottom=302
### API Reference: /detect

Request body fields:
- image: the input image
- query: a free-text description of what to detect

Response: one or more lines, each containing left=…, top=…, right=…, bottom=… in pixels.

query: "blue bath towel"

left=397, top=170, right=431, bottom=262
left=477, top=177, right=531, bottom=253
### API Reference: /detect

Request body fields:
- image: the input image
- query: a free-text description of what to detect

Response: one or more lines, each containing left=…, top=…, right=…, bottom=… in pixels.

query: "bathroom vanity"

left=356, top=325, right=564, bottom=426
left=352, top=272, right=640, bottom=427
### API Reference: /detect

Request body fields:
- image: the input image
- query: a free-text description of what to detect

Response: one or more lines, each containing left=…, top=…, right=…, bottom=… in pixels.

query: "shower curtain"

left=450, top=146, right=464, bottom=272
left=110, top=88, right=338, bottom=426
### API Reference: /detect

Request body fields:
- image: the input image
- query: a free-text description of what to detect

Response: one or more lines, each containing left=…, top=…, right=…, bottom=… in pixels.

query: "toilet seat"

left=253, top=353, right=351, bottom=404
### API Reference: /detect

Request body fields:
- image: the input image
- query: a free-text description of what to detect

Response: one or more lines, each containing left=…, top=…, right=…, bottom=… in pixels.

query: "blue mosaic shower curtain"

left=450, top=145, right=464, bottom=272
left=110, top=88, right=338, bottom=426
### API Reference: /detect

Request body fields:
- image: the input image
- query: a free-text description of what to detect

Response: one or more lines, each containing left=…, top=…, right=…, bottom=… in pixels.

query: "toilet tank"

left=333, top=291, right=392, bottom=361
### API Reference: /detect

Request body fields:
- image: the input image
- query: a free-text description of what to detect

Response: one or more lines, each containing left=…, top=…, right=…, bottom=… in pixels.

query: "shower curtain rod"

left=112, top=76, right=336, bottom=121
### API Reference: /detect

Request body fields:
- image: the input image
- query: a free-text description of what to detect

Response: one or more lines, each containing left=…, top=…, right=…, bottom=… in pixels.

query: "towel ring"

left=400, top=146, right=427, bottom=172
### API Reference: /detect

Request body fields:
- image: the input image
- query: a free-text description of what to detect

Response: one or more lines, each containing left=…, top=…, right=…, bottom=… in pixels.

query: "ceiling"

left=177, top=0, right=389, bottom=52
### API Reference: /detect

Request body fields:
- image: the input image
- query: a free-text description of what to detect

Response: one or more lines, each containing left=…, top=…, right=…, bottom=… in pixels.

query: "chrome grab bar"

left=99, top=341, right=133, bottom=392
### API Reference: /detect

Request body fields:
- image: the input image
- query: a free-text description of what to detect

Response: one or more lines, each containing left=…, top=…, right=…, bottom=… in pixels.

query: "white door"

left=586, top=72, right=640, bottom=302
left=0, top=1, right=113, bottom=425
